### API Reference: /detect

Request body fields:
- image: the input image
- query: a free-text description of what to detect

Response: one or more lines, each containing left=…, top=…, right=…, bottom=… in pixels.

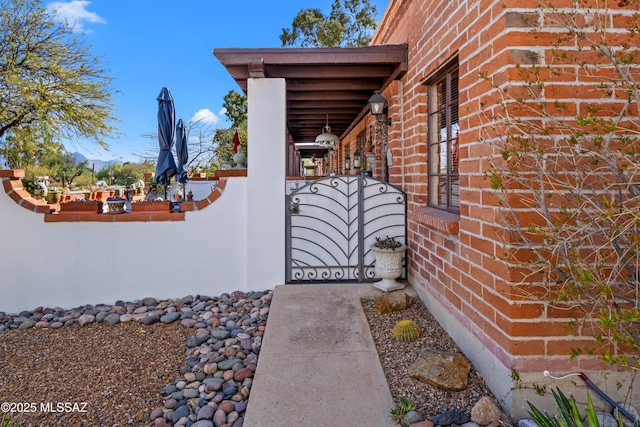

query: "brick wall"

left=353, top=0, right=639, bottom=416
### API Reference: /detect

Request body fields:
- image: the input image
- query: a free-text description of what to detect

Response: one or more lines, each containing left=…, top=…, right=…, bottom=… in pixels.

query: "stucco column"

left=247, top=78, right=286, bottom=289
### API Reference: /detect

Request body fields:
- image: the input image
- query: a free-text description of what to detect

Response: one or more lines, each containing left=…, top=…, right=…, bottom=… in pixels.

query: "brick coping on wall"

left=411, top=207, right=460, bottom=235
left=0, top=169, right=231, bottom=223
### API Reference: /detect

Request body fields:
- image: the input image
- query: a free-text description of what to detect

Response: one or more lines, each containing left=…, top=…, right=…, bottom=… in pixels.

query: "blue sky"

left=45, top=0, right=390, bottom=162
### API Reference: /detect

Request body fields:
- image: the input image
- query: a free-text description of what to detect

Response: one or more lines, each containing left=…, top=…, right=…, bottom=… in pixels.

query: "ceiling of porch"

left=213, top=45, right=408, bottom=154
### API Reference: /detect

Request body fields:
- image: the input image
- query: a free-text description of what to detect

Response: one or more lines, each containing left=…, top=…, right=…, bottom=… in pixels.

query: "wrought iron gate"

left=286, top=175, right=406, bottom=283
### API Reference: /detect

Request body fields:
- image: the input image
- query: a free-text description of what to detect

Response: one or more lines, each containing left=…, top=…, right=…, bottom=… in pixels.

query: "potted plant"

left=106, top=196, right=126, bottom=213
left=45, top=187, right=61, bottom=204
left=370, top=235, right=407, bottom=292
left=186, top=190, right=193, bottom=201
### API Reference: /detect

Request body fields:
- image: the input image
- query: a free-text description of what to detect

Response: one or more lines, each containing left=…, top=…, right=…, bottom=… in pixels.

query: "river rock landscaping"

left=0, top=291, right=271, bottom=426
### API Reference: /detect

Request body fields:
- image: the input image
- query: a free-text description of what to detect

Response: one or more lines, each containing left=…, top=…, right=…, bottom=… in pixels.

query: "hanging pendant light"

left=315, top=115, right=339, bottom=147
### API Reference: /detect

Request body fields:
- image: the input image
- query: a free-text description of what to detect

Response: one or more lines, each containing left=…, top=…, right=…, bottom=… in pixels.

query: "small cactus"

left=392, top=319, right=421, bottom=342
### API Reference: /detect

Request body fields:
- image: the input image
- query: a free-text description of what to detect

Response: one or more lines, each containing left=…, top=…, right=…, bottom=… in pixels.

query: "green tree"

left=43, top=150, right=87, bottom=188
left=280, top=0, right=378, bottom=47
left=483, top=1, right=640, bottom=371
left=0, top=0, right=116, bottom=166
left=223, top=90, right=247, bottom=129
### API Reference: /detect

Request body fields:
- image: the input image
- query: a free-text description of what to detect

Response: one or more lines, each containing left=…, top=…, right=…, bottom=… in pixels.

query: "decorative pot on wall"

left=45, top=191, right=61, bottom=204
left=371, top=244, right=407, bottom=292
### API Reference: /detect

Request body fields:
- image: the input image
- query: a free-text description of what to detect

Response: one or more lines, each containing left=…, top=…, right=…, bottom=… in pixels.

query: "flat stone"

left=373, top=291, right=412, bottom=314
left=161, top=312, right=180, bottom=323
left=409, top=351, right=471, bottom=391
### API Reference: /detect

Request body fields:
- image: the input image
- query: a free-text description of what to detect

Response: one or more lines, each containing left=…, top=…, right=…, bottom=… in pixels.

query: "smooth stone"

left=234, top=401, right=248, bottom=413
left=172, top=404, right=190, bottom=423
left=197, top=405, right=216, bottom=421
left=78, top=314, right=95, bottom=326
left=218, top=358, right=242, bottom=371
left=49, top=321, right=63, bottom=328
left=134, top=306, right=148, bottom=314
left=162, top=385, right=178, bottom=395
left=164, top=398, right=178, bottom=410
left=103, top=313, right=120, bottom=326
left=405, top=411, right=424, bottom=426
left=139, top=314, right=160, bottom=325
left=184, top=372, right=196, bottom=382
left=212, top=410, right=227, bottom=427
left=227, top=412, right=239, bottom=425
left=429, top=410, right=470, bottom=426
left=95, top=311, right=109, bottom=322
left=18, top=320, right=36, bottom=329
left=585, top=412, right=619, bottom=427
left=35, top=321, right=49, bottom=328
left=161, top=312, right=180, bottom=323
left=143, top=297, right=158, bottom=306
left=150, top=408, right=164, bottom=420
left=120, top=314, right=134, bottom=322
left=183, top=389, right=199, bottom=399
left=211, top=329, right=230, bottom=340
left=192, top=421, right=213, bottom=427
left=613, top=403, right=640, bottom=427
left=218, top=401, right=235, bottom=414
left=181, top=318, right=197, bottom=328
left=518, top=420, right=537, bottom=427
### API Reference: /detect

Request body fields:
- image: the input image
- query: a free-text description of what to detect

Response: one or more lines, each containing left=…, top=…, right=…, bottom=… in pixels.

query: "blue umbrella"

left=175, top=118, right=189, bottom=185
left=154, top=87, right=177, bottom=199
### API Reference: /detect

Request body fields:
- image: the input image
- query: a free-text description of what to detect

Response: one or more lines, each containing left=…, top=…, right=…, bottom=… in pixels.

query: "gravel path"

left=362, top=297, right=496, bottom=418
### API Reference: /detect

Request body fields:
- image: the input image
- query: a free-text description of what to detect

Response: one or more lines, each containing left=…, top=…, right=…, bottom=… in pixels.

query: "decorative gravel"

left=0, top=291, right=271, bottom=427
left=0, top=321, right=190, bottom=426
left=361, top=297, right=496, bottom=418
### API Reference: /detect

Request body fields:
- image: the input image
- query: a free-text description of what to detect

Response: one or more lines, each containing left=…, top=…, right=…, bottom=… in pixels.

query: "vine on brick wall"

left=482, top=1, right=640, bottom=371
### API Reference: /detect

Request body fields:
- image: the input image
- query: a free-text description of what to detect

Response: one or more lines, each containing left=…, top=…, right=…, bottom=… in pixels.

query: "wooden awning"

left=213, top=45, right=408, bottom=146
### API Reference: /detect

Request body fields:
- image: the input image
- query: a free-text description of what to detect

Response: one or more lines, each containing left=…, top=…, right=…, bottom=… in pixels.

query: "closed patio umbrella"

left=155, top=87, right=177, bottom=199
left=175, top=118, right=189, bottom=186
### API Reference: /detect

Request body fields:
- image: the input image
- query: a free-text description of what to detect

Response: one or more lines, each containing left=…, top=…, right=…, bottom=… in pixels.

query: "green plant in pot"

left=45, top=186, right=61, bottom=204
left=371, top=235, right=407, bottom=292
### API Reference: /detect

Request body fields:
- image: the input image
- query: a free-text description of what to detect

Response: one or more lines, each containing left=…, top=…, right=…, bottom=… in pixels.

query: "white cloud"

left=190, top=109, right=219, bottom=126
left=47, top=1, right=106, bottom=33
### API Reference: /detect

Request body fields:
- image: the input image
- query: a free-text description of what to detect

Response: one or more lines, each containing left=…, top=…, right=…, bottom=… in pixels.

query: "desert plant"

left=482, top=0, right=640, bottom=371
left=392, top=319, right=421, bottom=342
left=389, top=396, right=419, bottom=424
left=1, top=413, right=21, bottom=427
left=526, top=388, right=604, bottom=427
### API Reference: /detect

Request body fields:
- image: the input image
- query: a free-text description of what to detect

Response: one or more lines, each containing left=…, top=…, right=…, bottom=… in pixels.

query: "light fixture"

left=353, top=148, right=361, bottom=169
left=344, top=153, right=351, bottom=171
left=315, top=115, right=340, bottom=147
left=368, top=90, right=392, bottom=126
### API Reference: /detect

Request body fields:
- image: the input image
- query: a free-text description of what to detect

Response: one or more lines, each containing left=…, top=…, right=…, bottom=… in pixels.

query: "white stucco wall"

left=0, top=178, right=254, bottom=313
left=247, top=78, right=286, bottom=289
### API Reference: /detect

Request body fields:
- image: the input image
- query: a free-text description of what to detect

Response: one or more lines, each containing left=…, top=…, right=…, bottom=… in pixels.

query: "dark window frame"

left=426, top=58, right=459, bottom=213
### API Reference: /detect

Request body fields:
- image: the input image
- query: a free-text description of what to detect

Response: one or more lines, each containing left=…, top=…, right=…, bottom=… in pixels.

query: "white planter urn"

left=371, top=244, right=407, bottom=292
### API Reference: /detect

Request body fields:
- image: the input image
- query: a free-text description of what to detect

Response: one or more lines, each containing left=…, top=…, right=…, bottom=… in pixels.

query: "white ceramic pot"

left=371, top=244, right=407, bottom=292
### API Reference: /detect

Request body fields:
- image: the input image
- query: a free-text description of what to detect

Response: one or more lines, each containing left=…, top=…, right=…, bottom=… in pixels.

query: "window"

left=427, top=59, right=459, bottom=212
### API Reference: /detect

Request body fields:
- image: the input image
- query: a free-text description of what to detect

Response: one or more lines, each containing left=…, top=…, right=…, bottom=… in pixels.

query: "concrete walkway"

left=243, top=283, right=398, bottom=427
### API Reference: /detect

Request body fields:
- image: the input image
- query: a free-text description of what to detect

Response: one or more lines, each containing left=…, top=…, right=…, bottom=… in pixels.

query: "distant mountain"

left=72, top=152, right=119, bottom=171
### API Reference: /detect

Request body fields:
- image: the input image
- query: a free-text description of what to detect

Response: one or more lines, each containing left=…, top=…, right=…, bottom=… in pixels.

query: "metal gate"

left=286, top=175, right=406, bottom=283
